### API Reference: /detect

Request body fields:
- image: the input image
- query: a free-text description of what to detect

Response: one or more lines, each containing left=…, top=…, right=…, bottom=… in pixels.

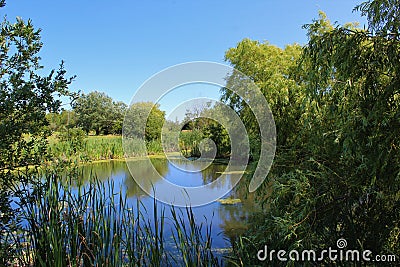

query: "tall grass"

left=84, top=136, right=125, bottom=159
left=9, top=170, right=221, bottom=266
left=48, top=136, right=148, bottom=161
left=48, top=135, right=179, bottom=162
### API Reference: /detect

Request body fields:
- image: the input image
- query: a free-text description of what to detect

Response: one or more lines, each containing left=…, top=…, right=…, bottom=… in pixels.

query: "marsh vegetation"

left=1, top=0, right=400, bottom=266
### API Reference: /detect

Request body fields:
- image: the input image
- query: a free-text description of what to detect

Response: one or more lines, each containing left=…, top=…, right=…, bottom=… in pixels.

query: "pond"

left=77, top=156, right=257, bottom=254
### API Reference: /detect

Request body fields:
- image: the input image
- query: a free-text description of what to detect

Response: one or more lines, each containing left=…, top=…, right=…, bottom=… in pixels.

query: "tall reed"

left=48, top=135, right=179, bottom=162
left=10, top=170, right=221, bottom=266
left=48, top=136, right=144, bottom=161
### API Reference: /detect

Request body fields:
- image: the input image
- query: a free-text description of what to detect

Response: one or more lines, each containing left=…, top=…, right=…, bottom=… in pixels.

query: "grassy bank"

left=48, top=134, right=165, bottom=162
left=47, top=130, right=210, bottom=163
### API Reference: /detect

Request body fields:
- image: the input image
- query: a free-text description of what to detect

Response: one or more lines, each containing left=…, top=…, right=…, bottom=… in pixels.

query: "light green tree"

left=223, top=39, right=305, bottom=160
left=228, top=2, right=400, bottom=265
left=124, top=102, right=165, bottom=142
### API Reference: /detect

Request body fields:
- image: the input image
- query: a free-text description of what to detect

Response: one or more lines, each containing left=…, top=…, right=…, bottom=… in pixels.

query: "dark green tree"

left=0, top=19, right=73, bottom=169
left=298, top=1, right=400, bottom=256
left=0, top=8, right=73, bottom=262
left=72, top=91, right=126, bottom=135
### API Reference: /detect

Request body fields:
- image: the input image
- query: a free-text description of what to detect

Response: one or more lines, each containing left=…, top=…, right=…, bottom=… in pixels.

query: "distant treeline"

left=46, top=91, right=166, bottom=137
left=47, top=92, right=234, bottom=159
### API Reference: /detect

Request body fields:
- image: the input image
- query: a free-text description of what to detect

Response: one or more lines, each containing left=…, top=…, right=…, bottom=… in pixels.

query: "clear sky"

left=2, top=0, right=367, bottom=117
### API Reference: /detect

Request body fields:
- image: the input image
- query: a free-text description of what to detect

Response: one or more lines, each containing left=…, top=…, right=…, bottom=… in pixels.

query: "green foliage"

left=57, top=128, right=86, bottom=153
left=48, top=134, right=177, bottom=162
left=200, top=104, right=231, bottom=158
left=180, top=103, right=232, bottom=158
left=124, top=102, right=166, bottom=142
left=182, top=101, right=213, bottom=131
left=355, top=0, right=400, bottom=34
left=203, top=121, right=230, bottom=158
left=46, top=110, right=77, bottom=132
left=228, top=2, right=400, bottom=265
left=72, top=91, right=127, bottom=135
left=146, top=140, right=163, bottom=154
left=299, top=4, right=399, bottom=256
left=0, top=17, right=73, bottom=170
left=223, top=39, right=304, bottom=157
left=49, top=135, right=126, bottom=161
left=0, top=11, right=73, bottom=262
left=179, top=129, right=203, bottom=157
left=161, top=119, right=181, bottom=152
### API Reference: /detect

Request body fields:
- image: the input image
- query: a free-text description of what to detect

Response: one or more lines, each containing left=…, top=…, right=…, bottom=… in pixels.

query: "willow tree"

left=223, top=39, right=304, bottom=160
left=225, top=1, right=399, bottom=265
left=299, top=0, right=400, bottom=256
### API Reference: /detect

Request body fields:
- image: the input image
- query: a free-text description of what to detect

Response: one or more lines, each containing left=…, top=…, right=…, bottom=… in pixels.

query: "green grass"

left=48, top=135, right=124, bottom=161
left=84, top=135, right=124, bottom=159
left=48, top=130, right=225, bottom=164
left=48, top=135, right=167, bottom=162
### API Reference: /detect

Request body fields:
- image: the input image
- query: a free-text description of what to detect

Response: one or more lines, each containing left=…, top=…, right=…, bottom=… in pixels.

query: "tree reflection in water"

left=73, top=157, right=256, bottom=250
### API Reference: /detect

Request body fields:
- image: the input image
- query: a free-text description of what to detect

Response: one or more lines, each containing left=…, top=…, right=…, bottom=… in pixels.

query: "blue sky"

left=2, top=0, right=366, bottom=117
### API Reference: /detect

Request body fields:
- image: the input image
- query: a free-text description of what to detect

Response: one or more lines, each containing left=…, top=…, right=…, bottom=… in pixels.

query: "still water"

left=77, top=156, right=256, bottom=252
